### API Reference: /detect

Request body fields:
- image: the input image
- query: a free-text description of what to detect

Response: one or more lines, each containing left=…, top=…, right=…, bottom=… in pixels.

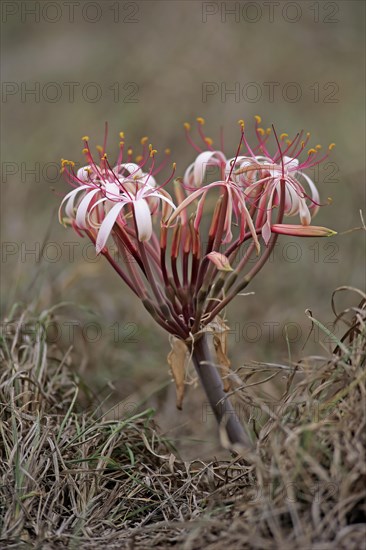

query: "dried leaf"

left=167, top=336, right=188, bottom=410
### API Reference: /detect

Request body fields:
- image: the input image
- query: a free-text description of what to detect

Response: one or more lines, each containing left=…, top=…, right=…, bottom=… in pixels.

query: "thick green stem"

left=191, top=333, right=252, bottom=449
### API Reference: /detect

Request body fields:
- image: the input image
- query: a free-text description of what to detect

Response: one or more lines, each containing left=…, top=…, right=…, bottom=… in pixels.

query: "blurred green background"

left=1, top=1, right=365, bottom=456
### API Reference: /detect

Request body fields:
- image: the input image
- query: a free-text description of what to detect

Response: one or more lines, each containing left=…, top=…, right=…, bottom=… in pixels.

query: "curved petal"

left=168, top=181, right=228, bottom=227
left=168, top=187, right=206, bottom=226
left=105, top=182, right=121, bottom=201
left=261, top=188, right=276, bottom=245
left=148, top=191, right=176, bottom=211
left=116, top=163, right=143, bottom=178
left=193, top=151, right=226, bottom=187
left=297, top=171, right=320, bottom=216
left=298, top=198, right=311, bottom=225
left=96, top=202, right=126, bottom=254
left=183, top=161, right=195, bottom=188
left=58, top=185, right=91, bottom=223
left=224, top=155, right=253, bottom=182
left=76, top=165, right=93, bottom=182
left=235, top=189, right=260, bottom=253
left=283, top=156, right=299, bottom=170
left=139, top=174, right=157, bottom=188
left=75, top=189, right=102, bottom=229
left=133, top=199, right=153, bottom=241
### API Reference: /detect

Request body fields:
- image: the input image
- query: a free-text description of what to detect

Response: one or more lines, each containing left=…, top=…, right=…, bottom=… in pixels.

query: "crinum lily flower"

left=90, top=165, right=176, bottom=253
left=231, top=116, right=336, bottom=243
left=181, top=119, right=259, bottom=247
left=183, top=116, right=335, bottom=244
left=57, top=120, right=336, bottom=453
left=59, top=131, right=176, bottom=253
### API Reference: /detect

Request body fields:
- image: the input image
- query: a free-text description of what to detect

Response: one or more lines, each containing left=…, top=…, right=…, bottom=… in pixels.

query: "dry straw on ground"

left=1, top=289, right=365, bottom=549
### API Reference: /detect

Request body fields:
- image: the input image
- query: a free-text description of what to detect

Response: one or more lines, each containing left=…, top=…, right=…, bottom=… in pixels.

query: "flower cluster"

left=58, top=117, right=336, bottom=446
left=59, top=117, right=335, bottom=341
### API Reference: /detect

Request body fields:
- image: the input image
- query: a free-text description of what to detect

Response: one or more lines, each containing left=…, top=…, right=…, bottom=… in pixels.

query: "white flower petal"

left=283, top=156, right=299, bottom=170
left=105, top=182, right=120, bottom=201
left=183, top=161, right=195, bottom=187
left=75, top=189, right=101, bottom=229
left=299, top=199, right=311, bottom=225
left=96, top=202, right=126, bottom=254
left=193, top=151, right=226, bottom=187
left=59, top=185, right=91, bottom=222
left=297, top=171, right=320, bottom=217
left=77, top=165, right=93, bottom=182
left=148, top=192, right=176, bottom=211
left=139, top=174, right=157, bottom=188
left=116, top=163, right=143, bottom=178
left=133, top=199, right=152, bottom=241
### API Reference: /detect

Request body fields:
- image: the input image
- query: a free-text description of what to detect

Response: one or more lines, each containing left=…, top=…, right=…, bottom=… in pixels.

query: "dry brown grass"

left=1, top=289, right=365, bottom=549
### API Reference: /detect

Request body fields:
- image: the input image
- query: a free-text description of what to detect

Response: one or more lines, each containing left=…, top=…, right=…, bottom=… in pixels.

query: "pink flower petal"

left=271, top=224, right=336, bottom=237
left=206, top=252, right=233, bottom=272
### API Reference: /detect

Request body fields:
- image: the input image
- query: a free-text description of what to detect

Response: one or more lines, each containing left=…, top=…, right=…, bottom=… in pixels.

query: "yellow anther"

left=316, top=144, right=322, bottom=150
left=301, top=141, right=305, bottom=148
left=128, top=148, right=133, bottom=156
left=96, top=145, right=103, bottom=153
left=135, top=155, right=143, bottom=163
left=327, top=197, right=333, bottom=204
left=165, top=148, right=171, bottom=155
left=119, top=131, right=124, bottom=139
left=254, top=115, right=262, bottom=124
left=102, top=153, right=108, bottom=160
left=328, top=142, right=336, bottom=150
left=82, top=136, right=89, bottom=141
left=257, top=127, right=265, bottom=136
left=266, top=128, right=271, bottom=134
left=149, top=148, right=158, bottom=157
left=140, top=136, right=148, bottom=145
left=119, top=141, right=124, bottom=147
left=82, top=148, right=88, bottom=154
left=306, top=132, right=311, bottom=138
left=286, top=139, right=291, bottom=145
left=184, top=122, right=191, bottom=131
left=280, top=133, right=288, bottom=140
left=172, top=162, right=176, bottom=169
left=61, top=159, right=74, bottom=167
left=308, top=148, right=318, bottom=155
left=196, top=117, right=205, bottom=125
left=238, top=119, right=245, bottom=129
left=204, top=137, right=213, bottom=146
